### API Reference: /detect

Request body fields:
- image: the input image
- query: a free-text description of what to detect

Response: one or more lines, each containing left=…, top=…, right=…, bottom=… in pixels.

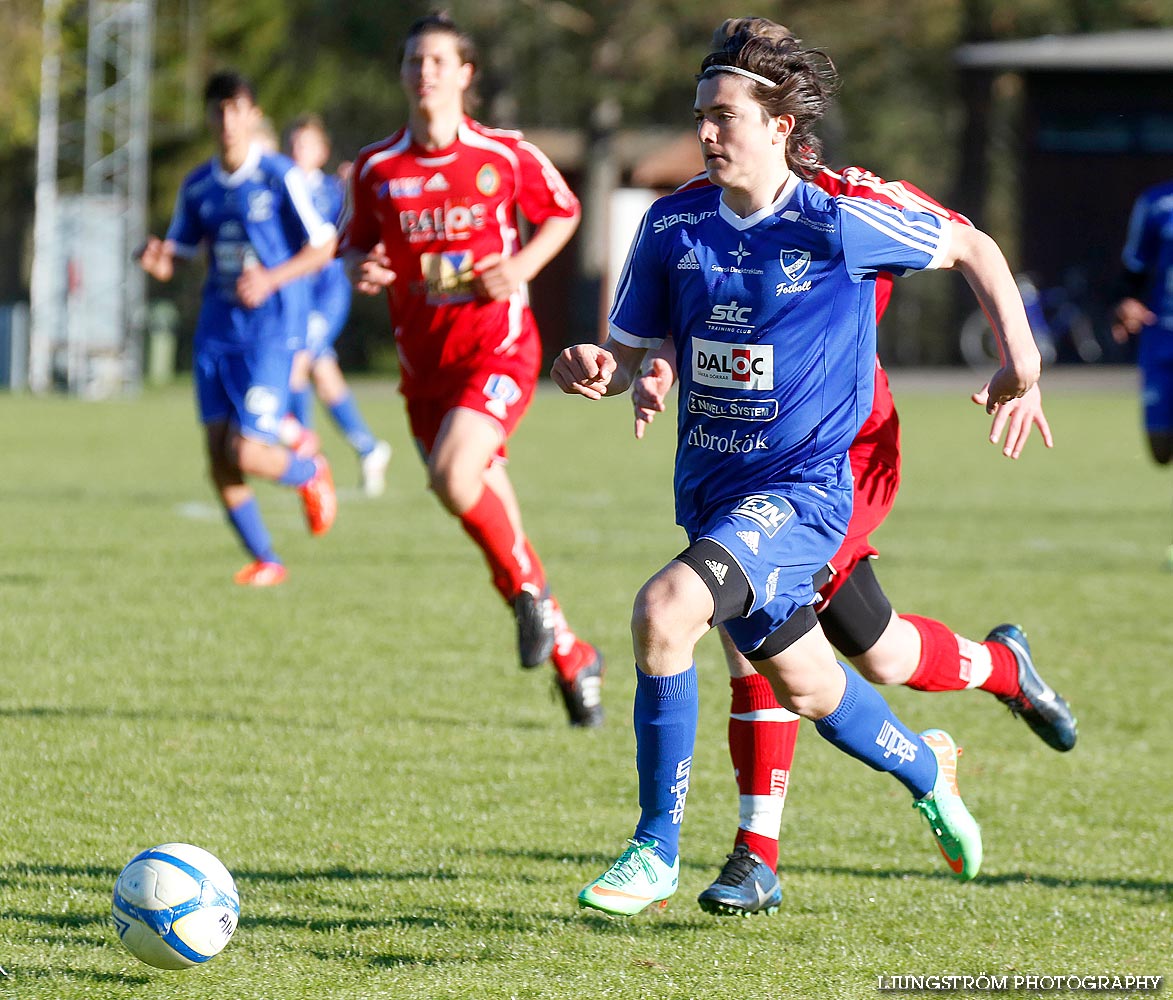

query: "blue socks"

left=814, top=661, right=937, bottom=799
left=328, top=393, right=377, bottom=456
left=288, top=386, right=312, bottom=428
left=226, top=496, right=278, bottom=563
left=632, top=665, right=699, bottom=866
left=277, top=453, right=317, bottom=488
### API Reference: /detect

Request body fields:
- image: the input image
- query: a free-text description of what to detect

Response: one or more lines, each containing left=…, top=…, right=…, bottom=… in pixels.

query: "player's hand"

left=632, top=357, right=675, bottom=439
left=981, top=360, right=1039, bottom=414
left=350, top=243, right=395, bottom=295
left=551, top=344, right=619, bottom=400
left=472, top=254, right=523, bottom=301
left=236, top=265, right=277, bottom=308
left=1111, top=297, right=1154, bottom=343
left=135, top=236, right=174, bottom=282
left=971, top=381, right=1054, bottom=458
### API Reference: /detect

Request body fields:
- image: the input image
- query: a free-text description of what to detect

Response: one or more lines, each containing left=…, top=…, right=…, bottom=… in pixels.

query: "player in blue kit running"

left=1112, top=178, right=1173, bottom=567
left=282, top=115, right=393, bottom=497
left=552, top=24, right=1041, bottom=914
left=138, top=71, right=339, bottom=586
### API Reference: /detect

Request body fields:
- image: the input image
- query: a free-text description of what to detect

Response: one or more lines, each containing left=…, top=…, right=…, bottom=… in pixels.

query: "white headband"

left=701, top=64, right=778, bottom=88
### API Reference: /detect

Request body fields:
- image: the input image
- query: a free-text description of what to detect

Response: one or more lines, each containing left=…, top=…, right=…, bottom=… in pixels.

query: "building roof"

left=955, top=29, right=1173, bottom=72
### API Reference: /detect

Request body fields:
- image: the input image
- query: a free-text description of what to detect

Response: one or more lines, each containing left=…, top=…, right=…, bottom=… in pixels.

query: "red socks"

left=727, top=673, right=800, bottom=870
left=902, top=614, right=1019, bottom=698
left=459, top=486, right=542, bottom=601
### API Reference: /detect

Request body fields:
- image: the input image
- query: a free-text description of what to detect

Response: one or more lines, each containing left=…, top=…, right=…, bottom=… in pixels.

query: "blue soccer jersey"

left=303, top=168, right=353, bottom=355
left=609, top=173, right=950, bottom=538
left=1122, top=181, right=1173, bottom=378
left=166, top=144, right=336, bottom=351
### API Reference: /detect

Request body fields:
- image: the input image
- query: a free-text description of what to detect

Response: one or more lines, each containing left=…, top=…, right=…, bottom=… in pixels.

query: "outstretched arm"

left=942, top=223, right=1041, bottom=410
left=551, top=336, right=647, bottom=401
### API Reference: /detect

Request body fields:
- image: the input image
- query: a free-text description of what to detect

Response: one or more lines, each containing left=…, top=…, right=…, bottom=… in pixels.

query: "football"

left=111, top=843, right=240, bottom=970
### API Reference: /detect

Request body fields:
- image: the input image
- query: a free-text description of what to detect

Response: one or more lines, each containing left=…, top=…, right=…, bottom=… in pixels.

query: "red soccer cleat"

left=233, top=560, right=288, bottom=587
left=298, top=455, right=336, bottom=536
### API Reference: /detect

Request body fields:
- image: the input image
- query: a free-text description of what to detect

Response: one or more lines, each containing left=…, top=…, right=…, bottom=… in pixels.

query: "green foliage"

left=0, top=374, right=1169, bottom=998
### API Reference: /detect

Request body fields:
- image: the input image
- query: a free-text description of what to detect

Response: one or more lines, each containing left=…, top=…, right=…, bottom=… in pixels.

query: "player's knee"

left=427, top=465, right=477, bottom=514
left=631, top=573, right=707, bottom=655
left=1149, top=433, right=1173, bottom=464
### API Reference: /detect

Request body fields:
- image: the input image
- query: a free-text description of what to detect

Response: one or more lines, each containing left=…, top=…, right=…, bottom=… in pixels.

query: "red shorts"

left=403, top=340, right=540, bottom=460
left=817, top=447, right=900, bottom=604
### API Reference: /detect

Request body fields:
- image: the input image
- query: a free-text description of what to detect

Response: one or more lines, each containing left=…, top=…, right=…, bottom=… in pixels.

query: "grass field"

left=0, top=371, right=1169, bottom=1000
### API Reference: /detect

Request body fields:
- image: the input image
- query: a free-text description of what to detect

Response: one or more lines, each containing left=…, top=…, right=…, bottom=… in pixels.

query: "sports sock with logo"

left=225, top=496, right=279, bottom=562
left=728, top=673, right=800, bottom=870
left=277, top=452, right=318, bottom=488
left=902, top=614, right=1020, bottom=698
left=327, top=393, right=377, bottom=457
left=814, top=661, right=937, bottom=799
left=459, top=486, right=543, bottom=602
left=633, top=664, right=699, bottom=867
left=547, top=589, right=593, bottom=679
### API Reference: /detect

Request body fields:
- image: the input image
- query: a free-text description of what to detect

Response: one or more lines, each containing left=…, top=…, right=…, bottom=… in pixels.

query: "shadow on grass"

left=475, top=848, right=1173, bottom=898
left=4, top=966, right=153, bottom=987
left=0, top=703, right=257, bottom=725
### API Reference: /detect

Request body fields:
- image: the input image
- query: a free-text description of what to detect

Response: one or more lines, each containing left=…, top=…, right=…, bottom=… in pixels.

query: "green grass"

left=0, top=373, right=1169, bottom=999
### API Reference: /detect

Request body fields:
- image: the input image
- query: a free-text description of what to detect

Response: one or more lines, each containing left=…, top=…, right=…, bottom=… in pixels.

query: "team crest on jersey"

left=476, top=165, right=500, bottom=196
left=246, top=189, right=274, bottom=222
left=779, top=249, right=811, bottom=282
left=483, top=373, right=522, bottom=420
left=732, top=493, right=794, bottom=538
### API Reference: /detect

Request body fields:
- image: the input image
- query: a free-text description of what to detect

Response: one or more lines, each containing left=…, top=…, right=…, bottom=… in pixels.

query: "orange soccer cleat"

left=233, top=560, right=288, bottom=587
left=298, top=455, right=337, bottom=536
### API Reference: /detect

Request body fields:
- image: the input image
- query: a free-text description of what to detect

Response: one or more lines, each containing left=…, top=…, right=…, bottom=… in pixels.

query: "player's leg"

left=695, top=626, right=794, bottom=916
left=1139, top=355, right=1173, bottom=565
left=226, top=345, right=336, bottom=537
left=279, top=349, right=320, bottom=458
left=578, top=560, right=712, bottom=915
left=196, top=351, right=285, bottom=586
left=747, top=619, right=982, bottom=882
left=312, top=353, right=392, bottom=498
left=822, top=560, right=1077, bottom=751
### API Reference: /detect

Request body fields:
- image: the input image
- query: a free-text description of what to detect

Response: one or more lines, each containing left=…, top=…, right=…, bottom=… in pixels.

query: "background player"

left=632, top=151, right=1076, bottom=915
left=137, top=70, right=338, bottom=587
left=554, top=22, right=1041, bottom=914
left=1111, top=177, right=1173, bottom=567
left=283, top=114, right=393, bottom=498
left=338, top=12, right=603, bottom=725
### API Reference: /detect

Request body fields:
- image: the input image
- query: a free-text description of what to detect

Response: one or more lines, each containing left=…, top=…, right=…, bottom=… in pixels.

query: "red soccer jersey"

left=338, top=118, right=580, bottom=397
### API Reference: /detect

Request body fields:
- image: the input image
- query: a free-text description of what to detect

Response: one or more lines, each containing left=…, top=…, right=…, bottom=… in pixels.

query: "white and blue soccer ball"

left=111, top=843, right=239, bottom=970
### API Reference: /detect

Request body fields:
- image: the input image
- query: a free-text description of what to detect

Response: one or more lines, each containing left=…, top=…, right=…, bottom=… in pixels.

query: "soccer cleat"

left=512, top=584, right=556, bottom=669
left=360, top=440, right=393, bottom=498
left=557, top=647, right=605, bottom=727
left=298, top=455, right=337, bottom=536
left=985, top=624, right=1077, bottom=752
left=578, top=840, right=679, bottom=916
left=696, top=844, right=782, bottom=917
left=913, top=729, right=982, bottom=881
left=233, top=560, right=287, bottom=587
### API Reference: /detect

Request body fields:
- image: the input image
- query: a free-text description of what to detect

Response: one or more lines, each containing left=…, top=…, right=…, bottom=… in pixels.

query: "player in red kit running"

left=627, top=15, right=1077, bottom=916
left=338, top=11, right=603, bottom=725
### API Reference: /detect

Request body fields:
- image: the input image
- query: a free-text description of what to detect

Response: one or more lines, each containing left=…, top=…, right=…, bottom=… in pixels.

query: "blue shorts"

left=194, top=340, right=293, bottom=444
left=1139, top=353, right=1173, bottom=434
left=691, top=485, right=849, bottom=656
left=306, top=273, right=352, bottom=361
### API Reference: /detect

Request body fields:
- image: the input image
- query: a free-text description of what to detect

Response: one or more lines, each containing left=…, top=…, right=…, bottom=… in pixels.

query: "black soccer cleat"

left=986, top=623, right=1077, bottom=752
left=697, top=844, right=782, bottom=917
left=512, top=585, right=556, bottom=669
left=557, top=647, right=605, bottom=727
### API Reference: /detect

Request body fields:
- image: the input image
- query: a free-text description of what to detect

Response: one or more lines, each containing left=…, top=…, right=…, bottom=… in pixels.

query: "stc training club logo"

left=692, top=337, right=774, bottom=390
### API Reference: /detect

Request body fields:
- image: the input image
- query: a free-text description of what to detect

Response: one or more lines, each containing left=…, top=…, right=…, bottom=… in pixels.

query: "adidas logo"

left=704, top=559, right=728, bottom=585
left=736, top=530, right=760, bottom=555
left=677, top=249, right=700, bottom=270
left=424, top=173, right=449, bottom=192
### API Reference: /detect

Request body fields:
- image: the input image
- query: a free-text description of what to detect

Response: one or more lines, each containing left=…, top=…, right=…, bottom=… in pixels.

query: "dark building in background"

left=955, top=30, right=1173, bottom=360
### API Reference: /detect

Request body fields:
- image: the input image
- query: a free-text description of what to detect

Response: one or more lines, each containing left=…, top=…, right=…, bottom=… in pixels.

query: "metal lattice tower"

left=29, top=0, right=153, bottom=396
